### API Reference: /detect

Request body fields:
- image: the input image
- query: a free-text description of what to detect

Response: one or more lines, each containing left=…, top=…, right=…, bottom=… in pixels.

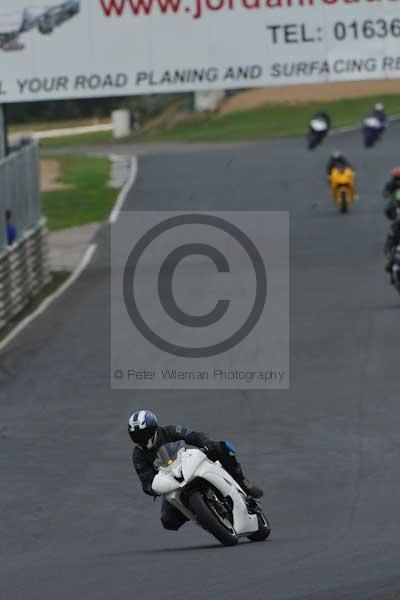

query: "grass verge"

left=40, top=93, right=400, bottom=148
left=41, top=130, right=113, bottom=149
left=42, top=154, right=119, bottom=230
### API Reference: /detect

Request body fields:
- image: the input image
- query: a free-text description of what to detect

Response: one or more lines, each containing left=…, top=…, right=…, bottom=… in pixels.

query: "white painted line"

left=109, top=156, right=138, bottom=223
left=35, top=124, right=112, bottom=140
left=16, top=124, right=112, bottom=142
left=0, top=243, right=97, bottom=353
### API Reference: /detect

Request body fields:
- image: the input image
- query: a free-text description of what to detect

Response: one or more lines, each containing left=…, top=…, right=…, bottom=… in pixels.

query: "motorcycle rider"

left=372, top=102, right=388, bottom=129
left=326, top=151, right=352, bottom=176
left=383, top=168, right=400, bottom=221
left=314, top=111, right=331, bottom=129
left=128, top=410, right=263, bottom=531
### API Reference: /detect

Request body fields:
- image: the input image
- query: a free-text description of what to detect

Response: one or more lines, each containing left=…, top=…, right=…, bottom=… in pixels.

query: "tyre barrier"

left=0, top=219, right=50, bottom=332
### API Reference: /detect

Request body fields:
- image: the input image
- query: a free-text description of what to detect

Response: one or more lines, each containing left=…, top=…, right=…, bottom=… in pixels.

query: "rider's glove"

left=203, top=441, right=222, bottom=457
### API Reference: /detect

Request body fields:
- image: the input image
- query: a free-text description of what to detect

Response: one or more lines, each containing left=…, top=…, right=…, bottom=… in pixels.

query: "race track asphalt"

left=1, top=125, right=400, bottom=600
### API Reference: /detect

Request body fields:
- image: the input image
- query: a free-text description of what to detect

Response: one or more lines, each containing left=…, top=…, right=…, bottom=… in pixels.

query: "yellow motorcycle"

left=329, top=166, right=356, bottom=214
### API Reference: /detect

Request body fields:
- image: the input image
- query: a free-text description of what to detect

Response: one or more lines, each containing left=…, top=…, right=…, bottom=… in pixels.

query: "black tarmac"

left=1, top=126, right=400, bottom=600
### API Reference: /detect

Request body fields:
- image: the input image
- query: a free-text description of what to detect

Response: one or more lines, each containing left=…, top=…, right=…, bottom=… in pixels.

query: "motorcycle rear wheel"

left=189, top=489, right=238, bottom=547
left=364, top=132, right=376, bottom=148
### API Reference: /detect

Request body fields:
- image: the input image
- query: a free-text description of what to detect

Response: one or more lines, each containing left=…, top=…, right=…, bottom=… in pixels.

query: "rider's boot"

left=210, top=442, right=264, bottom=499
left=231, top=462, right=264, bottom=499
left=239, top=477, right=264, bottom=499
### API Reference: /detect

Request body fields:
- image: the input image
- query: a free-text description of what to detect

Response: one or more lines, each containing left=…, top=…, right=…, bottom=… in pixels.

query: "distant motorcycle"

left=152, top=441, right=271, bottom=547
left=389, top=245, right=400, bottom=294
left=329, top=166, right=356, bottom=214
left=307, top=113, right=330, bottom=150
left=363, top=116, right=385, bottom=148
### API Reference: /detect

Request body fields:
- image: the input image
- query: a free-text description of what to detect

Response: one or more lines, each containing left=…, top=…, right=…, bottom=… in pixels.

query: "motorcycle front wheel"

left=247, top=512, right=271, bottom=542
left=340, top=190, right=349, bottom=214
left=363, top=130, right=376, bottom=148
left=307, top=132, right=322, bottom=150
left=189, top=489, right=238, bottom=547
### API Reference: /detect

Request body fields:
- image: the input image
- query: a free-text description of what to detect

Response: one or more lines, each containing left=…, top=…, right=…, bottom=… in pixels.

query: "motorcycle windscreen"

left=364, top=117, right=382, bottom=130
left=309, top=119, right=328, bottom=132
left=154, top=441, right=187, bottom=469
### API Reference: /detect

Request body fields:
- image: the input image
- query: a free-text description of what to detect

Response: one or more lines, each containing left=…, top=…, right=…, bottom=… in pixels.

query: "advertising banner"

left=0, top=0, right=400, bottom=102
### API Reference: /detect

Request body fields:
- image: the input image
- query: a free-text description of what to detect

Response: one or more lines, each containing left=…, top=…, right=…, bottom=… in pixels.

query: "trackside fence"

left=0, top=141, right=50, bottom=332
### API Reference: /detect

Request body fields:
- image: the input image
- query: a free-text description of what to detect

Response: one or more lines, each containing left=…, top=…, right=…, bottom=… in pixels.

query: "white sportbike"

left=152, top=441, right=271, bottom=547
